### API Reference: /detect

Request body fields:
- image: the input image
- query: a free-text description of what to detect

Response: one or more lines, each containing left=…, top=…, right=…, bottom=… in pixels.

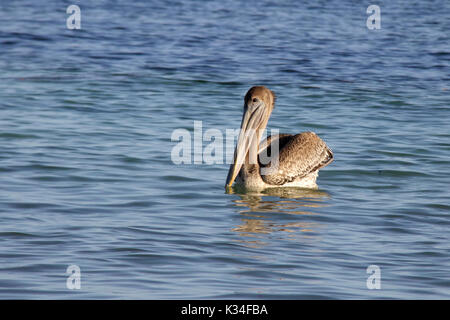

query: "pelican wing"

left=258, top=132, right=333, bottom=185
left=258, top=133, right=292, bottom=155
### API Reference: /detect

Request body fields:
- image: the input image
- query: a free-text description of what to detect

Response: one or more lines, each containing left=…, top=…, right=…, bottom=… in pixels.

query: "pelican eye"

left=252, top=98, right=259, bottom=103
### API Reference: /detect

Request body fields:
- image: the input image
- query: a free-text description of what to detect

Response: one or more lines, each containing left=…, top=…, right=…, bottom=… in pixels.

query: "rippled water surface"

left=0, top=0, right=449, bottom=299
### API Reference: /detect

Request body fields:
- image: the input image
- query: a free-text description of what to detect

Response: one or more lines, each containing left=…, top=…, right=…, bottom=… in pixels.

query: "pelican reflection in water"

left=230, top=187, right=330, bottom=246
left=226, top=86, right=333, bottom=191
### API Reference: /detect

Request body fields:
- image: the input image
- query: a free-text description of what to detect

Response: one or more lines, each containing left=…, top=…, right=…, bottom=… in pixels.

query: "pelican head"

left=225, top=86, right=276, bottom=188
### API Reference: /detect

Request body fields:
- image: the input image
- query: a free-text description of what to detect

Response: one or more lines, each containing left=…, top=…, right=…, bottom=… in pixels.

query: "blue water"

left=0, top=0, right=449, bottom=299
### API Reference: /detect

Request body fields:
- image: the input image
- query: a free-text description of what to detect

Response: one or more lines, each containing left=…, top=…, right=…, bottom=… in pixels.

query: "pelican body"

left=225, top=86, right=333, bottom=190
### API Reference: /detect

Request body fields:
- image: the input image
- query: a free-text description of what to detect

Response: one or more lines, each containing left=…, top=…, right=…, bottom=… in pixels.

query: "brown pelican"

left=225, top=86, right=333, bottom=190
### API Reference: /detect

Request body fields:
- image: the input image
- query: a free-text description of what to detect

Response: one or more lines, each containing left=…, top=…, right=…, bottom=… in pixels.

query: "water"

left=0, top=0, right=449, bottom=299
